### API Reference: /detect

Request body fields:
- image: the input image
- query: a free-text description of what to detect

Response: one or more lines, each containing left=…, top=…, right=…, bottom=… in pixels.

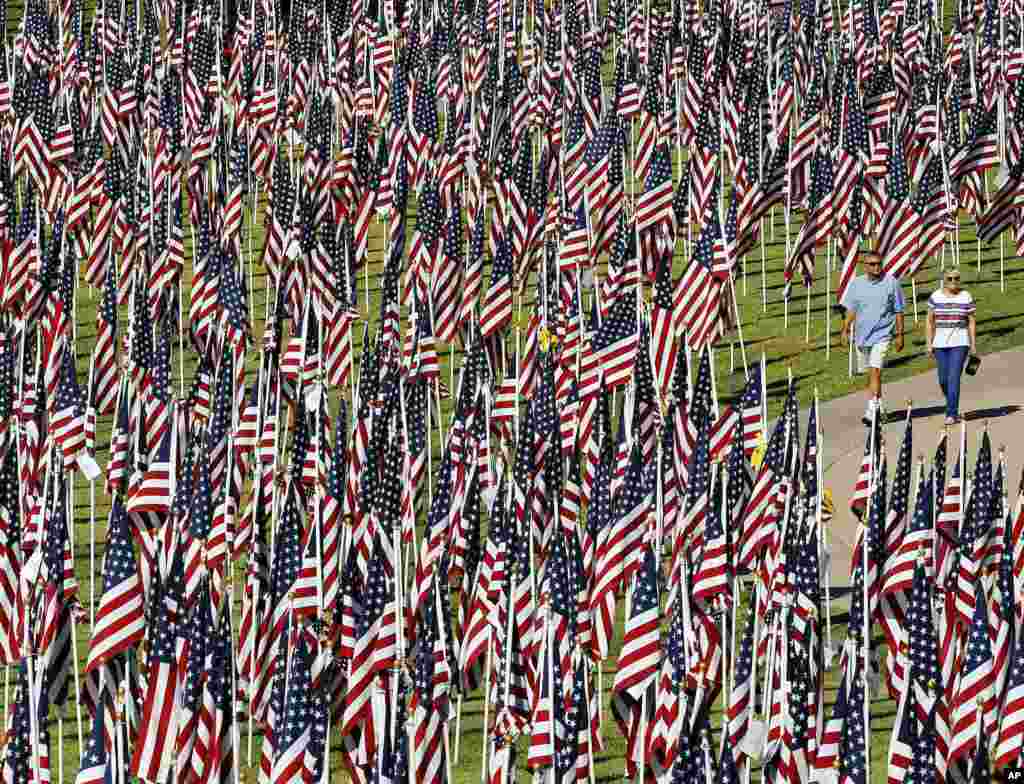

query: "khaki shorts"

left=856, top=340, right=890, bottom=374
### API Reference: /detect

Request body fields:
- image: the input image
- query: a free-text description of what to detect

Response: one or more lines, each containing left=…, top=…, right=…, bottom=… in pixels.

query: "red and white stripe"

left=130, top=659, right=179, bottom=781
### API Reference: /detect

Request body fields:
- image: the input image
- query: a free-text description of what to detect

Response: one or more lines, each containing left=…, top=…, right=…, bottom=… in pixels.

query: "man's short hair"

left=859, top=251, right=883, bottom=264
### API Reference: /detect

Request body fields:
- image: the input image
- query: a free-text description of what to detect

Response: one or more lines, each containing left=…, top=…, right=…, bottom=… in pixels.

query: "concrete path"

left=820, top=346, right=1024, bottom=587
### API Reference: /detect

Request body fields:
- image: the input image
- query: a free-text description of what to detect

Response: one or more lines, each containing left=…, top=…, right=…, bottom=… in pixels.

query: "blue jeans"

left=935, top=346, right=969, bottom=418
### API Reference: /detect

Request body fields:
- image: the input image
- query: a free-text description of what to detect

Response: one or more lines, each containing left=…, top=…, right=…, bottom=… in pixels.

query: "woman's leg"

left=945, top=346, right=970, bottom=419
left=935, top=348, right=950, bottom=404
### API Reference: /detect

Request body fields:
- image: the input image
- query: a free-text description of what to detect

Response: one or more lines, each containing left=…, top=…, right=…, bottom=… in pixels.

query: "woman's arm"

left=968, top=313, right=977, bottom=354
left=926, top=310, right=936, bottom=353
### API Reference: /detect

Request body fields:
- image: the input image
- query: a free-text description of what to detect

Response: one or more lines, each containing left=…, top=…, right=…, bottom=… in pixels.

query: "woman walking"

left=926, top=267, right=977, bottom=425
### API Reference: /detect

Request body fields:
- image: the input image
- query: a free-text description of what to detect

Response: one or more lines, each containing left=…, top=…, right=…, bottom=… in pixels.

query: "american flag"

left=936, top=457, right=963, bottom=587
left=877, top=417, right=914, bottom=673
left=955, top=436, right=994, bottom=628
left=12, top=0, right=1024, bottom=780
left=411, top=591, right=450, bottom=784
left=837, top=655, right=869, bottom=784
left=914, top=156, right=950, bottom=270
left=76, top=706, right=116, bottom=784
left=948, top=581, right=997, bottom=768
left=559, top=205, right=590, bottom=273
left=775, top=27, right=796, bottom=148
left=49, top=349, right=86, bottom=468
left=785, top=147, right=834, bottom=287
left=907, top=561, right=942, bottom=723
left=3, top=668, right=52, bottom=784
left=271, top=632, right=329, bottom=784
left=738, top=366, right=763, bottom=457
left=689, top=100, right=719, bottom=230
left=949, top=105, right=999, bottom=185
left=85, top=497, right=145, bottom=672
left=613, top=544, right=660, bottom=699
left=727, top=608, right=757, bottom=753
left=996, top=596, right=1024, bottom=764
left=636, top=144, right=674, bottom=234
left=692, top=452, right=732, bottom=601
left=591, top=447, right=652, bottom=661
left=850, top=415, right=882, bottom=520
left=480, top=235, right=514, bottom=338
left=90, top=263, right=119, bottom=416
left=342, top=541, right=395, bottom=739
left=883, top=469, right=934, bottom=596
left=591, top=295, right=638, bottom=390
left=672, top=406, right=711, bottom=601
left=709, top=405, right=739, bottom=462
left=879, top=138, right=920, bottom=278
left=677, top=213, right=725, bottom=351
left=650, top=256, right=677, bottom=400
left=737, top=384, right=797, bottom=570
left=130, top=585, right=180, bottom=782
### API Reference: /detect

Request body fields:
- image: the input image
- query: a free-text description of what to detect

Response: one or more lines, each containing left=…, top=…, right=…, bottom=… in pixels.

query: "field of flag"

left=10, top=0, right=1024, bottom=781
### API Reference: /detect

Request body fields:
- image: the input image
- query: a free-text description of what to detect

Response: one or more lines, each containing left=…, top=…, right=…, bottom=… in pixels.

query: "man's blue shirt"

left=840, top=275, right=905, bottom=348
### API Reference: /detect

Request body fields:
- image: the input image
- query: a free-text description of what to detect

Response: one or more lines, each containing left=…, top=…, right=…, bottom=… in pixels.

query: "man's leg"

left=869, top=341, right=888, bottom=413
left=868, top=367, right=882, bottom=400
left=857, top=347, right=878, bottom=423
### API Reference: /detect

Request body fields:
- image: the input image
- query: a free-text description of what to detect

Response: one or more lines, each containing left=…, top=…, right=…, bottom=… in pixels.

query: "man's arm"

left=894, top=313, right=905, bottom=351
left=840, top=309, right=856, bottom=345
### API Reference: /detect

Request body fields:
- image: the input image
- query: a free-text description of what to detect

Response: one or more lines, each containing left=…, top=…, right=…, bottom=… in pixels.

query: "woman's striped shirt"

left=928, top=289, right=975, bottom=348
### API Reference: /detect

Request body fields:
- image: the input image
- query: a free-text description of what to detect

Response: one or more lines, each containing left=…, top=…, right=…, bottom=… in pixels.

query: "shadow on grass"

left=764, top=371, right=815, bottom=388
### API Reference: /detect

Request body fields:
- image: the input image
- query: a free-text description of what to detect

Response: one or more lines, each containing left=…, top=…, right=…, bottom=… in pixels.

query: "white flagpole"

left=862, top=405, right=878, bottom=784
left=815, top=389, right=833, bottom=666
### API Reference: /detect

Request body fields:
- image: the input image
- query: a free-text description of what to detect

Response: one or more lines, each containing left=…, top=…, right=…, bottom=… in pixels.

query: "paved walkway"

left=820, top=346, right=1024, bottom=587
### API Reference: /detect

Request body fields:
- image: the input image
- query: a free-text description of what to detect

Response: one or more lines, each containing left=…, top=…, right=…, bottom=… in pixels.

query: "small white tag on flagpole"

left=823, top=642, right=836, bottom=671
left=305, top=383, right=322, bottom=412
left=78, top=454, right=101, bottom=482
left=740, top=719, right=766, bottom=758
left=481, top=485, right=498, bottom=512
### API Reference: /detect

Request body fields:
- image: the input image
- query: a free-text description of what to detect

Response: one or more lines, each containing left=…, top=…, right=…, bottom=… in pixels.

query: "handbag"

left=965, top=353, right=981, bottom=376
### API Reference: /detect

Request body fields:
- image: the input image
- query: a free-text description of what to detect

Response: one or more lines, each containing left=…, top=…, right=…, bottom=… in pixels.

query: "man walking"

left=839, top=250, right=905, bottom=424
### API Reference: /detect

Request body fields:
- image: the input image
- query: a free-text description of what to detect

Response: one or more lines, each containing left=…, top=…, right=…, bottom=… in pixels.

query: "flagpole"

left=66, top=469, right=85, bottom=761
left=720, top=460, right=732, bottom=705
left=392, top=445, right=406, bottom=776
left=960, top=420, right=967, bottom=546
left=814, top=389, right=833, bottom=666
left=434, top=580, right=454, bottom=784
left=708, top=346, right=720, bottom=420
left=227, top=592, right=243, bottom=784
left=825, top=239, right=832, bottom=359
left=728, top=273, right=749, bottom=377
left=862, top=405, right=878, bottom=784
left=479, top=639, right=493, bottom=782
left=88, top=363, right=99, bottom=628
left=759, top=351, right=767, bottom=437
left=25, top=448, right=53, bottom=784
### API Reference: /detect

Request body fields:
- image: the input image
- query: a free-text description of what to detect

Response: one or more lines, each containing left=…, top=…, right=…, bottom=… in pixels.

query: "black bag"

left=965, top=353, right=981, bottom=376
